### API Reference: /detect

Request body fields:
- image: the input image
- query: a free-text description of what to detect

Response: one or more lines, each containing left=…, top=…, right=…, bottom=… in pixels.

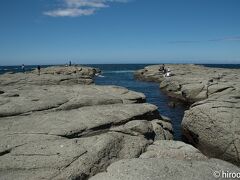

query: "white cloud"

left=65, top=0, right=109, bottom=8
left=44, top=8, right=96, bottom=17
left=44, top=0, right=130, bottom=17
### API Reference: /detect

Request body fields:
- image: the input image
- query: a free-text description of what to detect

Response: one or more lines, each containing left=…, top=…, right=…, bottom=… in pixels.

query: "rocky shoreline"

left=0, top=65, right=239, bottom=179
left=0, top=66, right=101, bottom=86
left=135, top=64, right=240, bottom=166
left=0, top=66, right=174, bottom=179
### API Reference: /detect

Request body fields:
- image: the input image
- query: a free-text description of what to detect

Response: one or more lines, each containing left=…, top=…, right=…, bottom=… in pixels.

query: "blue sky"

left=0, top=0, right=240, bottom=65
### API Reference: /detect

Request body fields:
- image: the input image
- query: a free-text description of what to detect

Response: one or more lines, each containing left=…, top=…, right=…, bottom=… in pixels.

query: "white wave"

left=97, top=75, right=105, bottom=78
left=95, top=73, right=105, bottom=77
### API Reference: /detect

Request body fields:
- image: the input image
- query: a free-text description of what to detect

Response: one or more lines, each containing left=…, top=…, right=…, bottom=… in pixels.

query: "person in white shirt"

left=165, top=67, right=171, bottom=77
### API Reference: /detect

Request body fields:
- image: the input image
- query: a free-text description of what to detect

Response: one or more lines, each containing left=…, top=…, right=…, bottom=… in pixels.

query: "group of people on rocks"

left=159, top=64, right=171, bottom=77
left=65, top=61, right=72, bottom=67
left=21, top=60, right=72, bottom=75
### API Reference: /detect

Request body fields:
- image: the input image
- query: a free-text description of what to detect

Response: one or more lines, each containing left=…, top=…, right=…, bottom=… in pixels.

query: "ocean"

left=1, top=64, right=240, bottom=140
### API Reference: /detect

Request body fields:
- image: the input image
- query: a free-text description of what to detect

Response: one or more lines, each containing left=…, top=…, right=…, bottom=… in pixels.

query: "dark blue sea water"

left=0, top=64, right=239, bottom=140
left=0, top=65, right=53, bottom=75
left=89, top=64, right=189, bottom=140
left=201, top=64, right=240, bottom=69
left=1, top=64, right=239, bottom=75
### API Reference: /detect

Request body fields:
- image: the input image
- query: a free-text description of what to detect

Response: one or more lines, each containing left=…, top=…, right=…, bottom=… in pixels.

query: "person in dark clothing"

left=69, top=61, right=72, bottom=66
left=159, top=64, right=165, bottom=72
left=37, top=65, right=41, bottom=75
left=163, top=68, right=167, bottom=74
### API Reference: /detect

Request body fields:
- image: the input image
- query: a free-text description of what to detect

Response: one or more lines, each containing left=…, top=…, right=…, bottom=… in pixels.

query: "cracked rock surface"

left=135, top=64, right=240, bottom=165
left=182, top=90, right=240, bottom=165
left=0, top=66, right=173, bottom=179
left=90, top=140, right=240, bottom=180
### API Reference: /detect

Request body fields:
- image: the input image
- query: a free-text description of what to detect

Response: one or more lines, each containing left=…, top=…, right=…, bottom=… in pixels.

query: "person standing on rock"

left=159, top=64, right=165, bottom=72
left=37, top=65, right=41, bottom=75
left=163, top=66, right=167, bottom=75
left=21, top=64, right=25, bottom=73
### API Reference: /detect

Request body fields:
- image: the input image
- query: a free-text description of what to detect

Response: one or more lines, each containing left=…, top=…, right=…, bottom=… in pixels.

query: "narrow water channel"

left=91, top=64, right=188, bottom=140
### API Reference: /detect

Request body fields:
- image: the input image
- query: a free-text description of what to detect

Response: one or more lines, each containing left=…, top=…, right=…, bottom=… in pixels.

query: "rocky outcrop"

left=0, top=66, right=173, bottom=179
left=135, top=64, right=239, bottom=103
left=182, top=89, right=240, bottom=165
left=90, top=140, right=240, bottom=180
left=0, top=66, right=100, bottom=86
left=135, top=64, right=240, bottom=165
left=0, top=85, right=146, bottom=117
left=140, top=140, right=207, bottom=160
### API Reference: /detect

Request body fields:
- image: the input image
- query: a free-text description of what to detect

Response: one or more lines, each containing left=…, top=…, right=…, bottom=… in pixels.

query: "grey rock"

left=152, top=119, right=173, bottom=140
left=0, top=71, right=173, bottom=179
left=135, top=64, right=240, bottom=103
left=182, top=90, right=240, bottom=165
left=140, top=140, right=207, bottom=160
left=0, top=66, right=99, bottom=86
left=181, top=83, right=205, bottom=102
left=90, top=158, right=240, bottom=180
left=207, top=83, right=234, bottom=96
left=90, top=141, right=240, bottom=180
left=0, top=132, right=149, bottom=180
left=0, top=103, right=159, bottom=143
left=0, top=85, right=145, bottom=117
left=110, top=120, right=154, bottom=136
left=135, top=64, right=240, bottom=165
